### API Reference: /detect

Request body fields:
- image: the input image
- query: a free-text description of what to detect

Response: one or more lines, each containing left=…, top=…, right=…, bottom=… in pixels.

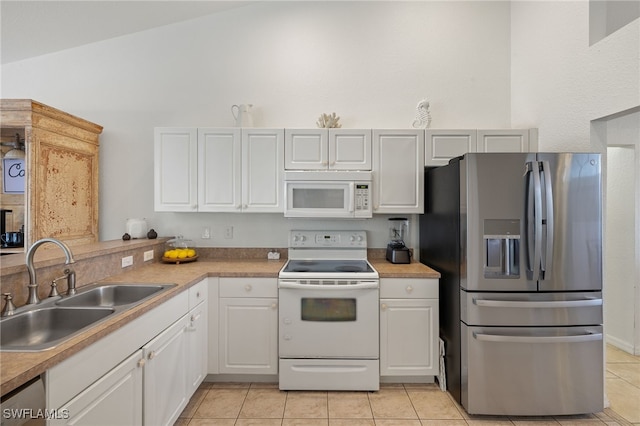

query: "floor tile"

left=186, top=419, right=236, bottom=426
left=407, top=389, right=464, bottom=420
left=419, top=421, right=468, bottom=426
left=329, top=419, right=375, bottom=426
left=239, top=388, right=287, bottom=419
left=368, top=388, right=418, bottom=419
left=327, top=391, right=373, bottom=419
left=607, top=362, right=640, bottom=387
left=193, top=388, right=248, bottom=419
left=179, top=387, right=208, bottom=418
left=236, top=419, right=283, bottom=426
left=284, top=391, right=329, bottom=419
left=606, top=346, right=639, bottom=364
left=282, top=419, right=328, bottom=426
left=373, top=420, right=422, bottom=425
left=605, top=377, right=640, bottom=423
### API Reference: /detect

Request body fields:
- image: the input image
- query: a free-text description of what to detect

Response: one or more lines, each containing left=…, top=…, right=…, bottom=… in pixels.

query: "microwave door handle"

left=348, top=182, right=355, bottom=213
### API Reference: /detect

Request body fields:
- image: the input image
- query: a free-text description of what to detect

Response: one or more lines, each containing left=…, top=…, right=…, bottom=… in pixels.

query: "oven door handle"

left=278, top=280, right=379, bottom=290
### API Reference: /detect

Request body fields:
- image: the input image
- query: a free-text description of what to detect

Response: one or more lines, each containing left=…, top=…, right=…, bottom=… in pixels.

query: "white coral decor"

left=412, top=99, right=432, bottom=129
left=316, top=112, right=342, bottom=128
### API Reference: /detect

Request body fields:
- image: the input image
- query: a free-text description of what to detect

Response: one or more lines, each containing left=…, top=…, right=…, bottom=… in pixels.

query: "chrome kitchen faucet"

left=25, top=238, right=76, bottom=304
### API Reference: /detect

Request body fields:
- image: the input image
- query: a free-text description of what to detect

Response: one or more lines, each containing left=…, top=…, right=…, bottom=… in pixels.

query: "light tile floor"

left=176, top=345, right=640, bottom=426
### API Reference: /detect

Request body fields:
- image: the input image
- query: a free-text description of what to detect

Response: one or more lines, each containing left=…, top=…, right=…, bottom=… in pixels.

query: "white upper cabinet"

left=154, top=128, right=198, bottom=212
left=198, top=128, right=242, bottom=212
left=477, top=129, right=537, bottom=153
left=285, top=129, right=371, bottom=170
left=373, top=129, right=425, bottom=214
left=425, top=129, right=477, bottom=167
left=155, top=127, right=284, bottom=213
left=425, top=128, right=538, bottom=167
left=241, top=129, right=284, bottom=212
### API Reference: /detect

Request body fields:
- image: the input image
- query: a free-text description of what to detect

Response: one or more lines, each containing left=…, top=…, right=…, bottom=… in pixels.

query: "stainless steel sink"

left=1, top=283, right=177, bottom=352
left=0, top=307, right=115, bottom=352
left=56, top=284, right=174, bottom=308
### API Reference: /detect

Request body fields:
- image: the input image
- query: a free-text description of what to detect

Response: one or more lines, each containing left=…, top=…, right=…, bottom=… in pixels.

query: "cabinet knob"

left=406, top=286, right=413, bottom=293
left=245, top=284, right=252, bottom=292
left=137, top=359, right=146, bottom=368
left=271, top=302, right=277, bottom=309
left=381, top=303, right=388, bottom=311
left=148, top=351, right=156, bottom=360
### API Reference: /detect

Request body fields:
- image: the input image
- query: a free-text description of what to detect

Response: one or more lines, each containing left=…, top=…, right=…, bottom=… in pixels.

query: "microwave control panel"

left=354, top=182, right=371, bottom=216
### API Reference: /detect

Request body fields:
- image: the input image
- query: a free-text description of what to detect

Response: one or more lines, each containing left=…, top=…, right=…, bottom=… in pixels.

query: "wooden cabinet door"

left=285, top=129, right=328, bottom=170
left=242, top=129, right=284, bottom=212
left=373, top=129, right=424, bottom=214
left=154, top=127, right=198, bottom=212
left=329, top=129, right=372, bottom=170
left=54, top=350, right=144, bottom=426
left=198, top=128, right=242, bottom=212
left=425, top=129, right=477, bottom=166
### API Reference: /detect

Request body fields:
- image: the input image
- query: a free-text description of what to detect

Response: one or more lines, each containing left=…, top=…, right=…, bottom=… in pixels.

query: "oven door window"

left=301, top=298, right=356, bottom=321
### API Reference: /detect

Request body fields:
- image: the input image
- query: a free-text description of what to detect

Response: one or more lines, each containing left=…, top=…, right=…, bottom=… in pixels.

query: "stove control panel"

left=289, top=230, right=367, bottom=248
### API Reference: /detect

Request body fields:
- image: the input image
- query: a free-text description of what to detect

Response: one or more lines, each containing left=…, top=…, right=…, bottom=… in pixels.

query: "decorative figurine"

left=122, top=233, right=131, bottom=241
left=412, top=99, right=432, bottom=129
left=147, top=229, right=158, bottom=239
left=316, top=112, right=342, bottom=128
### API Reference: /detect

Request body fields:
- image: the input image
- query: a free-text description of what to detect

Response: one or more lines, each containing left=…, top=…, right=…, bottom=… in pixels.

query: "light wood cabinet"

left=0, top=99, right=103, bottom=249
left=380, top=278, right=439, bottom=378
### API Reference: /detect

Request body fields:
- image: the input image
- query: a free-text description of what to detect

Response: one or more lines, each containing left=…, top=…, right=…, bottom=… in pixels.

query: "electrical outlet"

left=121, top=255, right=133, bottom=268
left=202, top=227, right=211, bottom=239
left=143, top=250, right=154, bottom=262
left=224, top=226, right=233, bottom=239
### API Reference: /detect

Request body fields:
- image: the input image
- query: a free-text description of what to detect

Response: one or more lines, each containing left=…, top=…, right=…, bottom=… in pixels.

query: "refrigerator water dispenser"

left=483, top=219, right=520, bottom=279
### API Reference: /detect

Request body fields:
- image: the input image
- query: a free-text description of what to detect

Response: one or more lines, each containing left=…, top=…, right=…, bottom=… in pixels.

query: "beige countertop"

left=1, top=259, right=439, bottom=396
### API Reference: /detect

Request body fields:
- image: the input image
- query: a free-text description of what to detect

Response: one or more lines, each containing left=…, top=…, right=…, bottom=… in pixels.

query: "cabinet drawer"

left=380, top=278, right=438, bottom=299
left=189, top=279, right=208, bottom=308
left=219, top=278, right=277, bottom=298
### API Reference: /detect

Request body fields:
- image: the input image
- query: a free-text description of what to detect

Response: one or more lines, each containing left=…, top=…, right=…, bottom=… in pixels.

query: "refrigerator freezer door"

left=536, top=153, right=602, bottom=291
left=461, top=324, right=604, bottom=416
left=461, top=291, right=603, bottom=326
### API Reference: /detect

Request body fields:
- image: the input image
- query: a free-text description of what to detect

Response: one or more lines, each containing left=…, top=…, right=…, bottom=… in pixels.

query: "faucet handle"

left=2, top=293, right=16, bottom=317
left=49, top=281, right=60, bottom=297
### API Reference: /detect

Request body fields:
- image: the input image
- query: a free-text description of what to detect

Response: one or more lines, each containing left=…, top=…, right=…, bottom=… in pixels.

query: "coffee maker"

left=386, top=217, right=410, bottom=264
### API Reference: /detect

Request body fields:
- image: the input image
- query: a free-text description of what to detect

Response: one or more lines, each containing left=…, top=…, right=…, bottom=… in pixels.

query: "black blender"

left=386, top=217, right=410, bottom=264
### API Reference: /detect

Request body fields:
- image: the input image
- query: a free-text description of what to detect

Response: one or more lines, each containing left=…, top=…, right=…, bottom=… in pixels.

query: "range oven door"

left=278, top=280, right=379, bottom=358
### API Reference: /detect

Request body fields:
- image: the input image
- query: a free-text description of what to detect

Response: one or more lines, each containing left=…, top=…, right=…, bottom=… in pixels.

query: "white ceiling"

left=0, top=1, right=254, bottom=64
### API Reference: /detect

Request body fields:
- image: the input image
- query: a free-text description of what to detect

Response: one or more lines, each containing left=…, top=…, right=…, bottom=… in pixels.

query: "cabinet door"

left=380, top=298, right=439, bottom=377
left=143, top=315, right=189, bottom=426
left=329, top=129, right=372, bottom=170
left=285, top=129, right=328, bottom=170
left=477, top=129, right=531, bottom=153
left=219, top=297, right=278, bottom=374
left=198, top=128, right=242, bottom=212
left=186, top=300, right=208, bottom=397
left=425, top=130, right=477, bottom=167
left=54, top=350, right=144, bottom=426
left=242, top=129, right=284, bottom=212
left=373, top=129, right=424, bottom=214
left=154, top=128, right=198, bottom=212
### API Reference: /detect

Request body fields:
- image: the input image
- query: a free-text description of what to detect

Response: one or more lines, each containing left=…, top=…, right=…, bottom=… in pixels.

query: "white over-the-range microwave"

left=284, top=171, right=372, bottom=218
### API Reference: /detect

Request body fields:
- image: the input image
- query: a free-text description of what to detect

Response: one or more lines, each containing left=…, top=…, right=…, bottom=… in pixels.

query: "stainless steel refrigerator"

left=420, top=153, right=603, bottom=416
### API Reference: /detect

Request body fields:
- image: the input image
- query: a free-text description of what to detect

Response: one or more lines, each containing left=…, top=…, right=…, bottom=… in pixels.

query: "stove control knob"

left=283, top=334, right=292, bottom=341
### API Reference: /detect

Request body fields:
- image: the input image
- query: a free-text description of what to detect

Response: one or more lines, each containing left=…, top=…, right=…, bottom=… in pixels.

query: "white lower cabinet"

left=218, top=278, right=278, bottom=375
left=380, top=278, right=439, bottom=378
left=143, top=315, right=189, bottom=426
left=46, top=279, right=208, bottom=426
left=54, top=350, right=144, bottom=426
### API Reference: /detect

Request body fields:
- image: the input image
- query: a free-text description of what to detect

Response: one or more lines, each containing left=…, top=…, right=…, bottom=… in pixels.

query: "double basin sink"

left=0, top=283, right=176, bottom=352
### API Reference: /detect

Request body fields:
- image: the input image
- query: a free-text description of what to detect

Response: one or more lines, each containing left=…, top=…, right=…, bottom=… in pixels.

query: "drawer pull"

left=148, top=351, right=156, bottom=360
left=405, top=286, right=413, bottom=293
left=137, top=359, right=146, bottom=368
left=271, top=303, right=277, bottom=309
left=245, top=284, right=252, bottom=292
left=473, top=332, right=602, bottom=344
left=381, top=303, right=387, bottom=311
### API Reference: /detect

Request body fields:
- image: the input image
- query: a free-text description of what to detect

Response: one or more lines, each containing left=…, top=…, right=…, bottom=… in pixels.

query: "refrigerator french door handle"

left=473, top=332, right=602, bottom=344
left=472, top=298, right=603, bottom=309
left=540, top=161, right=554, bottom=278
left=525, top=161, right=542, bottom=281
